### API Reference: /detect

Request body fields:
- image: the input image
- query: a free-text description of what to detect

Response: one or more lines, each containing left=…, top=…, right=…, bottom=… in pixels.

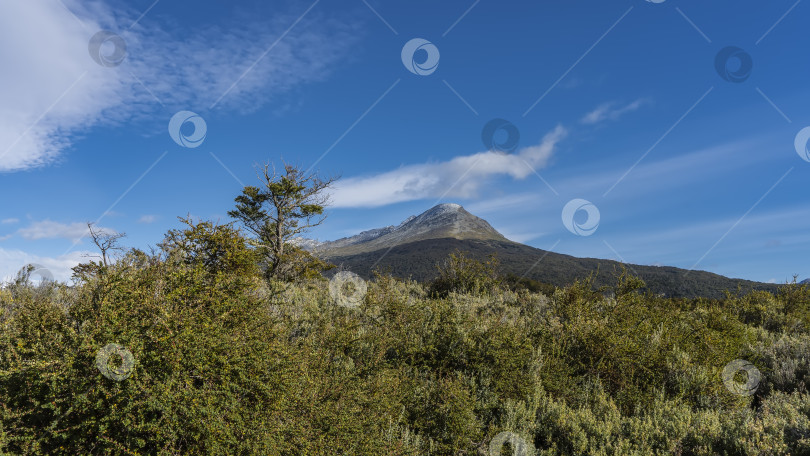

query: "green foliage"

left=2, top=240, right=810, bottom=454
left=228, top=163, right=336, bottom=283
left=429, top=250, right=503, bottom=298
left=501, top=273, right=556, bottom=296
left=160, top=216, right=260, bottom=278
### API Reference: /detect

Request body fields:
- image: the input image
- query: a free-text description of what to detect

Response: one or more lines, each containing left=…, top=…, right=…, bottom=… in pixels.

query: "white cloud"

left=0, top=1, right=102, bottom=171
left=17, top=220, right=91, bottom=242
left=0, top=0, right=357, bottom=172
left=581, top=99, right=648, bottom=125
left=330, top=126, right=568, bottom=208
left=15, top=220, right=117, bottom=243
left=0, top=248, right=90, bottom=283
left=1, top=218, right=19, bottom=224
left=137, top=215, right=157, bottom=224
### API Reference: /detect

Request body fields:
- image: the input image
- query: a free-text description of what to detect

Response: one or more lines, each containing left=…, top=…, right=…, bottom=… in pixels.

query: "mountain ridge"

left=302, top=203, right=780, bottom=299
left=326, top=237, right=780, bottom=299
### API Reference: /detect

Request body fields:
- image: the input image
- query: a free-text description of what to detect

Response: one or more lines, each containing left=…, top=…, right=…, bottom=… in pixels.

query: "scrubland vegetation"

left=1, top=219, right=810, bottom=454
left=2, top=166, right=808, bottom=454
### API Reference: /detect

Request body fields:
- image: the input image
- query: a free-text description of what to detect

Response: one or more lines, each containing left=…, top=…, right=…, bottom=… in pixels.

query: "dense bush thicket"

left=1, top=221, right=809, bottom=455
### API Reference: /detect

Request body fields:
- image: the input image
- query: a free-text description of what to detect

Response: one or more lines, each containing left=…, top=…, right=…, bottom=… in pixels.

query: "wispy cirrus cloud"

left=459, top=131, right=800, bottom=281
left=327, top=95, right=658, bottom=209
left=137, top=215, right=158, bottom=224
left=468, top=136, right=776, bottom=222
left=581, top=98, right=649, bottom=125
left=15, top=220, right=116, bottom=243
left=329, top=126, right=567, bottom=208
left=466, top=193, right=543, bottom=215
left=592, top=205, right=810, bottom=277
left=0, top=0, right=358, bottom=172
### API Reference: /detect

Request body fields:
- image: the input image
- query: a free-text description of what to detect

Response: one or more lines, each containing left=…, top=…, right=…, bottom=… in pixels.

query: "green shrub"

left=428, top=250, right=502, bottom=298
left=3, top=242, right=810, bottom=455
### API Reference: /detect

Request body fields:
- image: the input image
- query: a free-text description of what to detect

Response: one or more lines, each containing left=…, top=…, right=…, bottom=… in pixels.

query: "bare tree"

left=86, top=222, right=126, bottom=267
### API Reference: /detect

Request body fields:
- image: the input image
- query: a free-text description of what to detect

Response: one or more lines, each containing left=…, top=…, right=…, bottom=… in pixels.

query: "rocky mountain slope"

left=310, top=203, right=506, bottom=257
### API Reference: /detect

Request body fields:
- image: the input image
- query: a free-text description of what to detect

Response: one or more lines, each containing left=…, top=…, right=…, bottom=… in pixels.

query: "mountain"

left=801, top=279, right=810, bottom=285
left=307, top=204, right=780, bottom=299
left=312, top=203, right=506, bottom=256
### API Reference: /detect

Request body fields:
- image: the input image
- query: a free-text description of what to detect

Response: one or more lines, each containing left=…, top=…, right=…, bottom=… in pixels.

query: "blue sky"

left=1, top=0, right=809, bottom=284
